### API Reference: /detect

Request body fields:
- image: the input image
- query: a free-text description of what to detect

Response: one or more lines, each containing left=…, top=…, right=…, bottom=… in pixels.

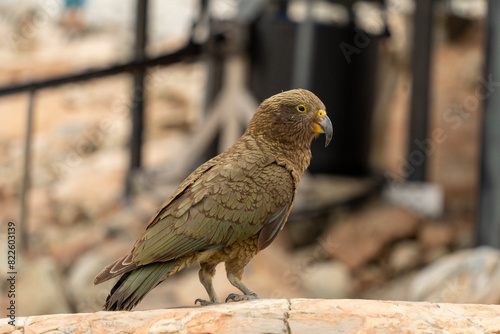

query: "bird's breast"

left=194, top=235, right=260, bottom=266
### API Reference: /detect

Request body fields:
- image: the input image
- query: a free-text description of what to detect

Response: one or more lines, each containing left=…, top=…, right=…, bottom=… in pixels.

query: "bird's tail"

left=103, top=260, right=176, bottom=311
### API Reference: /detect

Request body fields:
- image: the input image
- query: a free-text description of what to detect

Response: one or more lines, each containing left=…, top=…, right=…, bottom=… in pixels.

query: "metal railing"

left=0, top=0, right=203, bottom=251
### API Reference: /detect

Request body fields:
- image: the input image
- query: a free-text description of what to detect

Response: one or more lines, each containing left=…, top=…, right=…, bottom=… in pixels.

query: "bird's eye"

left=297, top=105, right=307, bottom=112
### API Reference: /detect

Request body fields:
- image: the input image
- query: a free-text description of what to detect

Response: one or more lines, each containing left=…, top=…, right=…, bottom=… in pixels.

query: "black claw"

left=195, top=298, right=212, bottom=306
left=225, top=293, right=259, bottom=303
left=225, top=293, right=237, bottom=303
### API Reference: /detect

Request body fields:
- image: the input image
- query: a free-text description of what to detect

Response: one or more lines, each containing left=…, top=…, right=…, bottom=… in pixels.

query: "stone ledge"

left=2, top=299, right=500, bottom=333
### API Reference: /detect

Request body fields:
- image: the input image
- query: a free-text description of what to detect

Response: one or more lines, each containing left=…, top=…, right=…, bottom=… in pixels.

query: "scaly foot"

left=225, top=292, right=259, bottom=303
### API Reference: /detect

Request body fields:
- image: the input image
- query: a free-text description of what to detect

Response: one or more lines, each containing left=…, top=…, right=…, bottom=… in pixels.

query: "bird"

left=94, top=88, right=333, bottom=311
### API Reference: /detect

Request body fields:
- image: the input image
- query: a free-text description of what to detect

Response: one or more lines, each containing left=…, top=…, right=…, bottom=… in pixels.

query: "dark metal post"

left=126, top=0, right=148, bottom=197
left=19, top=89, right=35, bottom=252
left=407, top=0, right=434, bottom=182
left=477, top=1, right=500, bottom=247
left=292, top=0, right=314, bottom=89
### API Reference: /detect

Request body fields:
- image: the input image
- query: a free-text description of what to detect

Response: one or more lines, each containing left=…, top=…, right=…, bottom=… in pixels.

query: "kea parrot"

left=94, top=88, right=333, bottom=311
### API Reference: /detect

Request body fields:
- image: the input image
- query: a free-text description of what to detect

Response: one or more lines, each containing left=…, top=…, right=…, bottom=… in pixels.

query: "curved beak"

left=312, top=112, right=333, bottom=147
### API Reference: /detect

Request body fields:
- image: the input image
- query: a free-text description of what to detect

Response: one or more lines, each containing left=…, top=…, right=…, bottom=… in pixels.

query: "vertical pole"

left=125, top=0, right=148, bottom=197
left=407, top=0, right=434, bottom=182
left=477, top=1, right=500, bottom=247
left=292, top=0, right=314, bottom=89
left=19, top=89, right=35, bottom=252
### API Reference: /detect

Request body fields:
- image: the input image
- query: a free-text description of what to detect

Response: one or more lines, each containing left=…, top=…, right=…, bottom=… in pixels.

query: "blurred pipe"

left=19, top=89, right=35, bottom=253
left=126, top=0, right=149, bottom=197
left=407, top=0, right=434, bottom=182
left=134, top=0, right=148, bottom=62
left=0, top=43, right=202, bottom=97
left=292, top=0, right=314, bottom=89
left=477, top=1, right=500, bottom=248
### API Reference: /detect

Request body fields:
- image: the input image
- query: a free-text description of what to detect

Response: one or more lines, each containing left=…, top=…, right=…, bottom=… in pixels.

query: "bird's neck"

left=247, top=132, right=313, bottom=182
left=277, top=139, right=313, bottom=181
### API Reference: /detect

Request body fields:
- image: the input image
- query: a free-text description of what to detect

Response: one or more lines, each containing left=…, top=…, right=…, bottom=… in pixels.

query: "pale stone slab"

left=289, top=299, right=500, bottom=333
left=1, top=299, right=500, bottom=334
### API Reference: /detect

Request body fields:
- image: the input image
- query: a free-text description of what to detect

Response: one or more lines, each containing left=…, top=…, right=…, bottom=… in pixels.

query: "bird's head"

left=249, top=89, right=333, bottom=148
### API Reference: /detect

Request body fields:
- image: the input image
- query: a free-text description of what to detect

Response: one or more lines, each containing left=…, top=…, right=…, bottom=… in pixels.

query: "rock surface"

left=2, top=299, right=500, bottom=334
left=409, top=246, right=500, bottom=304
left=362, top=246, right=500, bottom=305
left=323, top=204, right=421, bottom=269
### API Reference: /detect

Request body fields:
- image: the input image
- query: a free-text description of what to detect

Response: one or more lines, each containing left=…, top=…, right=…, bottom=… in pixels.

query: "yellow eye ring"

left=297, top=105, right=307, bottom=112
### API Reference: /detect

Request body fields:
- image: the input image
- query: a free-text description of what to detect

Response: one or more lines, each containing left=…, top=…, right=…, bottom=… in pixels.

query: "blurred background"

left=1, top=0, right=499, bottom=316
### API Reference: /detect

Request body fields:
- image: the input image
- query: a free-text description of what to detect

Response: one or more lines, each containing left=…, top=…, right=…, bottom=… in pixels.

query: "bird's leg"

left=195, top=263, right=220, bottom=306
left=225, top=271, right=260, bottom=302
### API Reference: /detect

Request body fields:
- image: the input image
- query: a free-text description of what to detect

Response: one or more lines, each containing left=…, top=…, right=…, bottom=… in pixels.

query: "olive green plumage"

left=94, top=89, right=333, bottom=311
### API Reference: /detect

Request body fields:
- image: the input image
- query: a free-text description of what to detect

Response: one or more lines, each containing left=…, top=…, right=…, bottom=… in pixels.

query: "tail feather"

left=94, top=253, right=135, bottom=285
left=103, top=260, right=176, bottom=311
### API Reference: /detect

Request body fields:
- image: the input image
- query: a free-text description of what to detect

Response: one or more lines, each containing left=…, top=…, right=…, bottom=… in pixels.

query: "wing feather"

left=127, top=153, right=295, bottom=267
